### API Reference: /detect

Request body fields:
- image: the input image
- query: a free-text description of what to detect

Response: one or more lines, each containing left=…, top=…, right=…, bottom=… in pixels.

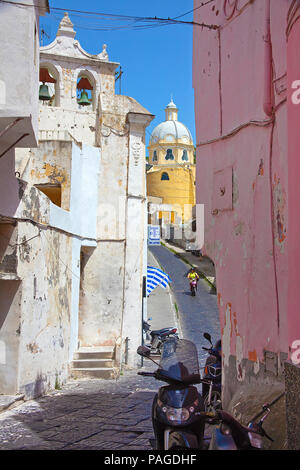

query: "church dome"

left=150, top=120, right=193, bottom=144
left=149, top=99, right=193, bottom=145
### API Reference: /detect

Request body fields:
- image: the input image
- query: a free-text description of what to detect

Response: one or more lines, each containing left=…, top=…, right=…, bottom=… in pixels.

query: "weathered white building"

left=1, top=9, right=153, bottom=399
left=0, top=0, right=53, bottom=398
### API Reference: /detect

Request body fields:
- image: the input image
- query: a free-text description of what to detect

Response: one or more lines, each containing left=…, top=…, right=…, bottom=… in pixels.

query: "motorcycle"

left=137, top=337, right=207, bottom=450
left=143, top=317, right=178, bottom=356
left=190, top=278, right=198, bottom=296
left=200, top=403, right=274, bottom=450
left=202, top=332, right=222, bottom=412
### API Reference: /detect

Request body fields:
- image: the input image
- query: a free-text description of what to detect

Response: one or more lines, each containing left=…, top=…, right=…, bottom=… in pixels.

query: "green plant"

left=55, top=375, right=61, bottom=390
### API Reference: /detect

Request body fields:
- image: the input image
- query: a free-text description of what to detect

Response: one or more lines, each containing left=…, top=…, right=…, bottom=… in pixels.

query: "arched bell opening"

left=39, top=65, right=59, bottom=107
left=76, top=73, right=94, bottom=110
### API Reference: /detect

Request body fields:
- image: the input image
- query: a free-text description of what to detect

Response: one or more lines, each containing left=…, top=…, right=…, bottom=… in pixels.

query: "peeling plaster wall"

left=0, top=279, right=22, bottom=394
left=90, top=93, right=152, bottom=364
left=20, top=141, right=72, bottom=211
left=16, top=223, right=72, bottom=398
left=0, top=142, right=99, bottom=396
left=39, top=107, right=97, bottom=147
left=15, top=140, right=100, bottom=366
left=193, top=0, right=289, bottom=407
left=78, top=241, right=125, bottom=348
left=0, top=1, right=40, bottom=144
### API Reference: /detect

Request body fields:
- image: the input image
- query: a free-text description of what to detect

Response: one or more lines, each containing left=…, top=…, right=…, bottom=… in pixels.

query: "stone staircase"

left=71, top=346, right=118, bottom=380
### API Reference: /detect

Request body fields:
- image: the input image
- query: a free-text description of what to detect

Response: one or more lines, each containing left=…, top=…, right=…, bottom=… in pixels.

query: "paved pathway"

left=149, top=245, right=220, bottom=368
left=0, top=371, right=158, bottom=450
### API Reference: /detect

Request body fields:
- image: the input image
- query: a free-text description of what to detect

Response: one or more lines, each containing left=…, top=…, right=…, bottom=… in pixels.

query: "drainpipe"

left=263, top=0, right=273, bottom=117
left=124, top=337, right=129, bottom=365
left=264, top=0, right=279, bottom=332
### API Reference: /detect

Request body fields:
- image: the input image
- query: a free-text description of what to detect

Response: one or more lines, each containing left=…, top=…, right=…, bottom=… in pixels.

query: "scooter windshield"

left=158, top=338, right=200, bottom=384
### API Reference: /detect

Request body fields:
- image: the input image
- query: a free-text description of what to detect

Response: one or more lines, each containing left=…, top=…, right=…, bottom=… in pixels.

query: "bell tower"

left=37, top=11, right=119, bottom=146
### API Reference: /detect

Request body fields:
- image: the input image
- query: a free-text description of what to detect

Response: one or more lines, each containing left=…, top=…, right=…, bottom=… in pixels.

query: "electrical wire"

left=0, top=229, right=40, bottom=247
left=0, top=0, right=218, bottom=31
left=174, top=0, right=216, bottom=19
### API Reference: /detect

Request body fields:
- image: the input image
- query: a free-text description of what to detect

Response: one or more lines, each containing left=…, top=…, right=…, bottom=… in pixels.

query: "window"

left=161, top=172, right=169, bottom=181
left=182, top=149, right=188, bottom=161
left=165, top=149, right=174, bottom=160
left=153, top=150, right=158, bottom=162
left=35, top=184, right=62, bottom=208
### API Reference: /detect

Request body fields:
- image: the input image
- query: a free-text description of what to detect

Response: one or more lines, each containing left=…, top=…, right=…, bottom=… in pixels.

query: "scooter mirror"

left=137, top=345, right=151, bottom=357
left=203, top=332, right=212, bottom=344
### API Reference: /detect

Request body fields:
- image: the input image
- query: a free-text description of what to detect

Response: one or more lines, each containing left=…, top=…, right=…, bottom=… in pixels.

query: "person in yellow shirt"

left=187, top=268, right=200, bottom=293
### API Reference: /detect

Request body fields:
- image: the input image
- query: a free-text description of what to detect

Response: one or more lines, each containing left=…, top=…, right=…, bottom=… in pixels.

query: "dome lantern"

left=149, top=98, right=193, bottom=146
left=165, top=98, right=178, bottom=121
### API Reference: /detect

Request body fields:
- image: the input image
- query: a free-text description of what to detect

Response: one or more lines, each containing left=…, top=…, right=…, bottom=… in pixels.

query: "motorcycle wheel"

left=204, top=391, right=222, bottom=413
left=167, top=430, right=198, bottom=450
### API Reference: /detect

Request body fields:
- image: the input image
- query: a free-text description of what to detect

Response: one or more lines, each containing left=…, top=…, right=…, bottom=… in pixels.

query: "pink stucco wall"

left=193, top=0, right=292, bottom=375
left=287, top=11, right=300, bottom=353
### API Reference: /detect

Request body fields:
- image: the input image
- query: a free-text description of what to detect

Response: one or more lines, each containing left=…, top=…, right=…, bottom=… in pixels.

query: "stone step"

left=71, top=368, right=117, bottom=380
left=73, top=347, right=114, bottom=360
left=72, top=359, right=114, bottom=369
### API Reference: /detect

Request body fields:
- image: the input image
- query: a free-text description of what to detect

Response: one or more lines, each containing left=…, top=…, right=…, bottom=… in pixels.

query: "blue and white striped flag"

left=147, top=266, right=172, bottom=296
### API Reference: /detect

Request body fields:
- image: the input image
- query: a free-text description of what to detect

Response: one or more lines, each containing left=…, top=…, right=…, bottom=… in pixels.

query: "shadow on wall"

left=0, top=279, right=21, bottom=395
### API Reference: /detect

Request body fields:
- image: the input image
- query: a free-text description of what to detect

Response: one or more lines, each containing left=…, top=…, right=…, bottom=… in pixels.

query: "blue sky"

left=40, top=1, right=196, bottom=152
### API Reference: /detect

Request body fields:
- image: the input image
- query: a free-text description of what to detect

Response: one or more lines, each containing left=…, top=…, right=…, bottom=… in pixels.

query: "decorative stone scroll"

left=131, top=141, right=141, bottom=167
left=98, top=44, right=109, bottom=61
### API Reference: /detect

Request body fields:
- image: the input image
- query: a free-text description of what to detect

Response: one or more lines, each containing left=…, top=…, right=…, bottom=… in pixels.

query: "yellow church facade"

left=147, top=99, right=195, bottom=224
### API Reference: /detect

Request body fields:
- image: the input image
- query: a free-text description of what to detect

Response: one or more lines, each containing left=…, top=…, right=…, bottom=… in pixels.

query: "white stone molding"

left=98, top=44, right=109, bottom=62
left=41, top=12, right=116, bottom=65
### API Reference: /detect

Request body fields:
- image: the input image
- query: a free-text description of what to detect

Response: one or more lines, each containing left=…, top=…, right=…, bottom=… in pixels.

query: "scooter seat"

left=151, top=328, right=176, bottom=337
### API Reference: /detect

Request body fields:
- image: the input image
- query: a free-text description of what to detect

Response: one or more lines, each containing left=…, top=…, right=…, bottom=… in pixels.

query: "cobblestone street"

left=0, top=369, right=158, bottom=450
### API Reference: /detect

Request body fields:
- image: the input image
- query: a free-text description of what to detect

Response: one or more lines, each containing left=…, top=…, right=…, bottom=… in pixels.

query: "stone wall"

left=284, top=361, right=300, bottom=450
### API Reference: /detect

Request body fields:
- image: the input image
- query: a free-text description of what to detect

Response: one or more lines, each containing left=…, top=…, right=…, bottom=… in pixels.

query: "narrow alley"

left=148, top=245, right=220, bottom=367
left=0, top=245, right=219, bottom=450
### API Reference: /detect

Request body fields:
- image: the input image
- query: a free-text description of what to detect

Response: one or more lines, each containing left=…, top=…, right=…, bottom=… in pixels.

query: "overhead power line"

left=174, top=0, right=216, bottom=19
left=0, top=0, right=218, bottom=31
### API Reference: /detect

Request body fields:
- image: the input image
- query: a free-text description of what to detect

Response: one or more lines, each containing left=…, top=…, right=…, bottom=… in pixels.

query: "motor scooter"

left=190, top=279, right=197, bottom=296
left=202, top=332, right=222, bottom=412
left=200, top=403, right=274, bottom=450
left=137, top=337, right=207, bottom=450
left=143, top=317, right=178, bottom=355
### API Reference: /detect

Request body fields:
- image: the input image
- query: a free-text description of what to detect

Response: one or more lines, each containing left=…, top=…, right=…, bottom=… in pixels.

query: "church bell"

left=39, top=82, right=51, bottom=101
left=78, top=90, right=91, bottom=106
